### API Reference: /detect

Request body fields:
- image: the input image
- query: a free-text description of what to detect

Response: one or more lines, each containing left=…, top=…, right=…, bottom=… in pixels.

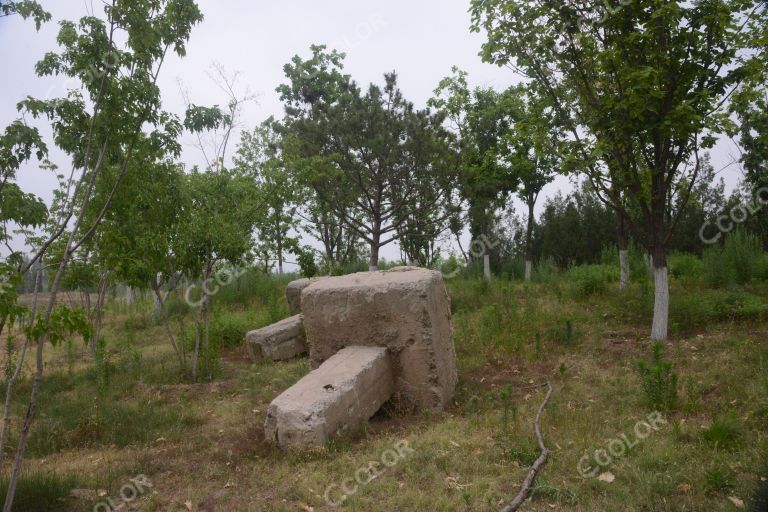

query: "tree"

left=280, top=47, right=456, bottom=270
left=430, top=68, right=519, bottom=279
left=235, top=117, right=299, bottom=275
left=0, top=0, right=50, bottom=29
left=0, top=121, right=48, bottom=269
left=471, top=0, right=767, bottom=339
left=503, top=84, right=563, bottom=281
left=175, top=169, right=258, bottom=379
left=0, top=2, right=204, bottom=508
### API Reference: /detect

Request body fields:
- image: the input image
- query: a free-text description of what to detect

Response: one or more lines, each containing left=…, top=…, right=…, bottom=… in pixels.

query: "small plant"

left=636, top=342, right=678, bottom=410
left=534, top=332, right=542, bottom=360
left=498, top=384, right=516, bottom=435
left=701, top=414, right=743, bottom=449
left=703, top=466, right=735, bottom=495
left=550, top=319, right=577, bottom=346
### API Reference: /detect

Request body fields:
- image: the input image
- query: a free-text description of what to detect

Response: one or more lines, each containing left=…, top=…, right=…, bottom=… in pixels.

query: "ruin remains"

left=261, top=267, right=457, bottom=449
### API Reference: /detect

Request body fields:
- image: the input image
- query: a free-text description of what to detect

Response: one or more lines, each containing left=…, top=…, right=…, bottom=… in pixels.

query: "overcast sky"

left=0, top=0, right=745, bottom=263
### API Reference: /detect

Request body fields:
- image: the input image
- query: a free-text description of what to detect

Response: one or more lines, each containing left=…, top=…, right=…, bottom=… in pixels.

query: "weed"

left=701, top=414, right=743, bottom=449
left=702, top=466, right=735, bottom=495
left=637, top=342, right=678, bottom=410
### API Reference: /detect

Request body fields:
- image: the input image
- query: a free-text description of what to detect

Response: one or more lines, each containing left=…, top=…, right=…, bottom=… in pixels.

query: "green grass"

left=0, top=472, right=82, bottom=512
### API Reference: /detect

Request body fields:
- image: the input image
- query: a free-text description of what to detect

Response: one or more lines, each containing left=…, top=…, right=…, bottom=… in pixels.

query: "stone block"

left=246, top=314, right=306, bottom=363
left=301, top=267, right=456, bottom=411
left=264, top=346, right=393, bottom=448
left=285, top=278, right=312, bottom=315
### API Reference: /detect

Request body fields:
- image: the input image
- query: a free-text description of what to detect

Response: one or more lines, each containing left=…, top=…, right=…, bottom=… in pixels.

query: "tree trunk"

left=525, top=198, right=535, bottom=282
left=651, top=247, right=669, bottom=341
left=483, top=251, right=491, bottom=280
left=151, top=283, right=183, bottom=367
left=617, top=211, right=629, bottom=291
left=369, top=237, right=380, bottom=271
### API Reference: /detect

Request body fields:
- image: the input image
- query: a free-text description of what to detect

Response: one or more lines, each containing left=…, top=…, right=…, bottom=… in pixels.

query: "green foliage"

left=566, top=264, right=616, bottom=297
left=702, top=466, right=735, bottom=495
left=297, top=248, right=319, bottom=278
left=703, top=230, right=767, bottom=287
left=668, top=253, right=705, bottom=281
left=637, top=342, right=678, bottom=410
left=701, top=414, right=743, bottom=450
left=0, top=472, right=79, bottom=512
left=548, top=319, right=577, bottom=346
left=209, top=312, right=252, bottom=349
left=280, top=47, right=455, bottom=268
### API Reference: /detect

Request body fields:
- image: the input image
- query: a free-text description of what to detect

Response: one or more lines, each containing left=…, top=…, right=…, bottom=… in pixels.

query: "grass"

left=0, top=264, right=766, bottom=510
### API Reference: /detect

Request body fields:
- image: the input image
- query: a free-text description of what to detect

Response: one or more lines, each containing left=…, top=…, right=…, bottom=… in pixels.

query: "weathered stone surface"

left=246, top=314, right=306, bottom=363
left=285, top=278, right=315, bottom=315
left=264, top=345, right=393, bottom=448
left=301, top=266, right=456, bottom=411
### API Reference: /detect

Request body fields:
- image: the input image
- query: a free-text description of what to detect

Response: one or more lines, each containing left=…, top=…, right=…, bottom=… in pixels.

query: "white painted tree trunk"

left=483, top=253, right=491, bottom=280
left=651, top=266, right=669, bottom=341
left=124, top=286, right=134, bottom=306
left=524, top=259, right=532, bottom=282
left=619, top=250, right=629, bottom=291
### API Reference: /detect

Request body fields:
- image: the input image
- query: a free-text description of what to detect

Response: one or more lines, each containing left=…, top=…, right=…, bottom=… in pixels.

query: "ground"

left=1, top=272, right=767, bottom=511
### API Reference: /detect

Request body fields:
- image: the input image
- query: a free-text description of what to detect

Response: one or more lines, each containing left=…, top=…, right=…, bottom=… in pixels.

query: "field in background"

left=0, top=261, right=766, bottom=511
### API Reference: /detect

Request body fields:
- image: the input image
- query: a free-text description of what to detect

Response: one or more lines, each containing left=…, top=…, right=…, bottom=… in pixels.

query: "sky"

left=0, top=0, right=746, bottom=264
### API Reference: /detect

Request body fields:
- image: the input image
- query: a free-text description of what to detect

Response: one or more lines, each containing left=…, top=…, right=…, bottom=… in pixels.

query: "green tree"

left=235, top=117, right=299, bottom=275
left=471, top=0, right=767, bottom=339
left=430, top=68, right=519, bottom=279
left=280, top=47, right=455, bottom=270
left=0, top=2, right=204, bottom=508
left=502, top=84, right=563, bottom=281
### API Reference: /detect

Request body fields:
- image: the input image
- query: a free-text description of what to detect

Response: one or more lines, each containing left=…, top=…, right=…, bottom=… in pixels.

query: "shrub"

left=297, top=248, right=319, bottom=278
left=703, top=230, right=765, bottom=287
left=209, top=311, right=253, bottom=348
left=566, top=264, right=616, bottom=297
left=668, top=252, right=705, bottom=281
left=547, top=319, right=577, bottom=346
left=701, top=414, right=743, bottom=449
left=702, top=466, right=735, bottom=495
left=637, top=342, right=678, bottom=410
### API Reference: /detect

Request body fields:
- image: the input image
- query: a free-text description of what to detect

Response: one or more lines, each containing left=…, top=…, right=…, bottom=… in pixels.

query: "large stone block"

left=264, top=345, right=393, bottom=448
left=301, top=267, right=456, bottom=411
left=285, top=278, right=312, bottom=315
left=246, top=314, right=306, bottom=363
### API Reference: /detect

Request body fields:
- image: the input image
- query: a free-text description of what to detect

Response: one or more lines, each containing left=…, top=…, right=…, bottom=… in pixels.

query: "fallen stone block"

left=265, top=345, right=394, bottom=448
left=246, top=314, right=306, bottom=363
left=301, top=267, right=456, bottom=412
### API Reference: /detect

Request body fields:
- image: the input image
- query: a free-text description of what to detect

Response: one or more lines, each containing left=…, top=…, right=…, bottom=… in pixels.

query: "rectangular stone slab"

left=246, top=314, right=306, bottom=363
left=264, top=345, right=393, bottom=448
left=301, top=267, right=456, bottom=412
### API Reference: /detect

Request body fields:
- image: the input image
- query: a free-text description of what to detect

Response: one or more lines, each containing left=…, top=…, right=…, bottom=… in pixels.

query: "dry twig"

left=499, top=381, right=554, bottom=512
